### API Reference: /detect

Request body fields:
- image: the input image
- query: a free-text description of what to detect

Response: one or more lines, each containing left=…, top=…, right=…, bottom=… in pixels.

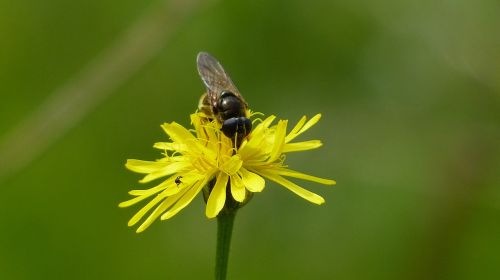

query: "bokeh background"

left=1, top=0, right=499, bottom=279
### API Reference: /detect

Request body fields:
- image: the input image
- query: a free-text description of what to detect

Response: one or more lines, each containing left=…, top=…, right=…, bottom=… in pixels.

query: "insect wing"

left=196, top=52, right=246, bottom=108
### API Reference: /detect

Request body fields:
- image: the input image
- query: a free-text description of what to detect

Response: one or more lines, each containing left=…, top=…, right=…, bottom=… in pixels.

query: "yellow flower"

left=120, top=112, right=335, bottom=232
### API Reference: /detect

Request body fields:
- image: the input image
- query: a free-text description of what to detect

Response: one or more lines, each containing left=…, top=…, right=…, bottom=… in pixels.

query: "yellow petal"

left=160, top=176, right=209, bottom=220
left=285, top=114, right=321, bottom=143
left=254, top=115, right=276, bottom=131
left=153, top=142, right=187, bottom=151
left=282, top=140, right=322, bottom=153
left=275, top=168, right=336, bottom=185
left=238, top=141, right=261, bottom=162
left=285, top=116, right=307, bottom=142
left=128, top=181, right=181, bottom=198
left=196, top=118, right=219, bottom=140
left=239, top=116, right=276, bottom=160
left=128, top=177, right=175, bottom=196
left=246, top=116, right=276, bottom=143
left=220, top=155, right=243, bottom=176
left=230, top=174, right=246, bottom=202
left=125, top=159, right=169, bottom=174
left=258, top=171, right=325, bottom=205
left=126, top=193, right=166, bottom=227
left=299, top=114, right=321, bottom=134
left=206, top=173, right=229, bottom=218
left=190, top=112, right=202, bottom=131
left=162, top=122, right=217, bottom=158
left=268, top=120, right=288, bottom=163
left=119, top=194, right=152, bottom=208
left=161, top=122, right=196, bottom=144
left=129, top=172, right=202, bottom=196
left=136, top=190, right=187, bottom=233
left=139, top=161, right=190, bottom=183
left=240, top=168, right=265, bottom=192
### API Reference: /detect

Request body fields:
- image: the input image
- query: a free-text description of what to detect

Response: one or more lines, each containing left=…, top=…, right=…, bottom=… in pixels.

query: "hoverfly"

left=196, top=52, right=252, bottom=147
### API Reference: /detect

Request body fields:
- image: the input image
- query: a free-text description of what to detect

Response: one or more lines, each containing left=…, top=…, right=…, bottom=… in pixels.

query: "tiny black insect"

left=175, top=176, right=183, bottom=186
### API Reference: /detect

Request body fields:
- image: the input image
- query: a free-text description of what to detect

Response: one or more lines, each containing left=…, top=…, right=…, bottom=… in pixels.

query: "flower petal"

left=161, top=176, right=210, bottom=220
left=129, top=173, right=202, bottom=196
left=252, top=115, right=276, bottom=135
left=125, top=175, right=202, bottom=227
left=126, top=193, right=167, bottom=227
left=161, top=122, right=197, bottom=144
left=139, top=161, right=191, bottom=183
left=299, top=114, right=321, bottom=134
left=136, top=190, right=188, bottom=233
left=206, top=173, right=229, bottom=218
left=285, top=114, right=321, bottom=143
left=128, top=177, right=175, bottom=197
left=230, top=174, right=246, bottom=202
left=220, top=155, right=243, bottom=176
left=286, top=116, right=307, bottom=142
left=245, top=115, right=276, bottom=145
left=239, top=116, right=276, bottom=160
left=119, top=194, right=152, bottom=208
left=240, top=168, right=265, bottom=192
left=267, top=120, right=288, bottom=163
left=125, top=159, right=169, bottom=174
left=275, top=168, right=336, bottom=185
left=258, top=171, right=325, bottom=205
left=161, top=122, right=216, bottom=158
left=153, top=142, right=187, bottom=151
left=282, top=140, right=322, bottom=153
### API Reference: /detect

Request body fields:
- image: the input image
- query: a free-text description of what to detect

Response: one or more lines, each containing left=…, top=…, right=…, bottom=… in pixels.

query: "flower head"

left=120, top=112, right=335, bottom=232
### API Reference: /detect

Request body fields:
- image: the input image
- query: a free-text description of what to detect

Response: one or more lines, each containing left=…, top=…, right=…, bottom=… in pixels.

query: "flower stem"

left=215, top=208, right=236, bottom=280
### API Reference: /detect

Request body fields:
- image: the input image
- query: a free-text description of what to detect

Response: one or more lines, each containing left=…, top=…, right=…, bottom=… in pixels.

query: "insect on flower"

left=197, top=52, right=252, bottom=148
left=175, top=176, right=183, bottom=186
left=120, top=52, right=336, bottom=233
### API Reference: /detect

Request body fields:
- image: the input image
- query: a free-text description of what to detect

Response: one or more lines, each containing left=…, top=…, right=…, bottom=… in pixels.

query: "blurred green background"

left=1, top=0, right=499, bottom=279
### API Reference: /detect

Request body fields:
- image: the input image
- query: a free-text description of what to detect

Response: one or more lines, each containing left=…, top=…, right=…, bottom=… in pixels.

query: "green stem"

left=215, top=209, right=236, bottom=280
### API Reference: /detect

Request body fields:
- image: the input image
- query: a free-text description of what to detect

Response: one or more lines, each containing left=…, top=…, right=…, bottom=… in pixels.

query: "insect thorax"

left=198, top=93, right=214, bottom=118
